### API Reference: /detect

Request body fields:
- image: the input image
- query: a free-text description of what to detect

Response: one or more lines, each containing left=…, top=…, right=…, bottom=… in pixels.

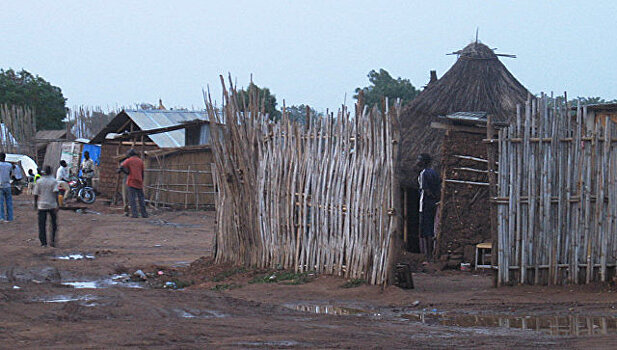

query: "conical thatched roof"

left=398, top=42, right=529, bottom=187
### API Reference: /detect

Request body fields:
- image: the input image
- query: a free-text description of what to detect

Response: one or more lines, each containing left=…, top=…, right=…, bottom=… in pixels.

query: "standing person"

left=0, top=153, right=14, bottom=222
left=56, top=160, right=70, bottom=182
left=417, top=153, right=441, bottom=262
left=33, top=165, right=59, bottom=247
left=27, top=169, right=35, bottom=194
left=119, top=149, right=148, bottom=218
left=81, top=151, right=95, bottom=187
left=56, top=160, right=70, bottom=207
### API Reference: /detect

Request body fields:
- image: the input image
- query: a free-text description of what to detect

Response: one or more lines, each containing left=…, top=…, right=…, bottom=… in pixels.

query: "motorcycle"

left=61, top=176, right=96, bottom=204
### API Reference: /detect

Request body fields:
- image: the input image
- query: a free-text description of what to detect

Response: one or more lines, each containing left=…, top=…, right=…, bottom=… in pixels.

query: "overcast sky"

left=1, top=1, right=616, bottom=112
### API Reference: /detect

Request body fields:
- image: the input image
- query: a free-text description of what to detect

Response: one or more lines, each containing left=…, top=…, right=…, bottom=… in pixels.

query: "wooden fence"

left=144, top=146, right=216, bottom=209
left=0, top=104, right=36, bottom=157
left=206, top=78, right=400, bottom=285
left=496, top=94, right=617, bottom=285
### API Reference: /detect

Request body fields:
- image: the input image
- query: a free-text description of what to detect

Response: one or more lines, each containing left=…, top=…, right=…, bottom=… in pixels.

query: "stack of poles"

left=496, top=93, right=617, bottom=285
left=206, top=76, right=400, bottom=285
left=0, top=104, right=36, bottom=158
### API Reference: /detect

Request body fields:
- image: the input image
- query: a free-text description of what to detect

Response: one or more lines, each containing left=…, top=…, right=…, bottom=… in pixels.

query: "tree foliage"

left=0, top=69, right=67, bottom=130
left=354, top=69, right=419, bottom=108
left=573, top=96, right=617, bottom=105
left=235, top=83, right=281, bottom=121
left=283, top=104, right=322, bottom=124
left=550, top=95, right=617, bottom=110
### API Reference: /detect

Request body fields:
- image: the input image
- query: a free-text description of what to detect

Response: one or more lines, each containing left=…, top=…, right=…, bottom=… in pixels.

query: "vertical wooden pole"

left=487, top=115, right=498, bottom=286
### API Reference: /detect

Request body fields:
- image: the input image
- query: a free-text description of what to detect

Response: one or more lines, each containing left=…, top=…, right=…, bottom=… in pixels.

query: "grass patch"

left=212, top=267, right=247, bottom=282
left=210, top=283, right=242, bottom=291
left=249, top=271, right=314, bottom=285
left=340, top=279, right=366, bottom=288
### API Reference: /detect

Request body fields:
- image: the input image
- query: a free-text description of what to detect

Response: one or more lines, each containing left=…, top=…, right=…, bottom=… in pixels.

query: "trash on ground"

left=133, top=269, right=147, bottom=280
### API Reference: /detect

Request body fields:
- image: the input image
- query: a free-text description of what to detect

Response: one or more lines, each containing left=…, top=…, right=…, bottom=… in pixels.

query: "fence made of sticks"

left=206, top=78, right=400, bottom=285
left=495, top=94, right=617, bottom=285
left=0, top=104, right=36, bottom=157
left=144, top=146, right=216, bottom=209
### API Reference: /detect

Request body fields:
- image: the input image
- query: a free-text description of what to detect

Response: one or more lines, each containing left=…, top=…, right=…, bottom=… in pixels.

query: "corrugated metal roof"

left=123, top=110, right=209, bottom=148
left=35, top=129, right=70, bottom=140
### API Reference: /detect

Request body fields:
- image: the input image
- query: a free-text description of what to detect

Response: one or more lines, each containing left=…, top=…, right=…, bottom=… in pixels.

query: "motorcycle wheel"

left=79, top=188, right=96, bottom=204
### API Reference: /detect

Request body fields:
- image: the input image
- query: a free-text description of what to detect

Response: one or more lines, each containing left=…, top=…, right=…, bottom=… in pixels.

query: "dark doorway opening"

left=403, top=188, right=420, bottom=253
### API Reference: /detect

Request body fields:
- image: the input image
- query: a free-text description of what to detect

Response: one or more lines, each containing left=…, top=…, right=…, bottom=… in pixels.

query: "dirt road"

left=1, top=196, right=616, bottom=349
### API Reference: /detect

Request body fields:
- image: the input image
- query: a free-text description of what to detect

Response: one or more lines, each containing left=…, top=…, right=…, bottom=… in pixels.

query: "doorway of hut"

left=403, top=188, right=421, bottom=253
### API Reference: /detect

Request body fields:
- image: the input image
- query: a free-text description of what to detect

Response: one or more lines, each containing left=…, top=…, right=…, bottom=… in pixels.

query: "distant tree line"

left=0, top=69, right=67, bottom=130
left=3, top=66, right=617, bottom=135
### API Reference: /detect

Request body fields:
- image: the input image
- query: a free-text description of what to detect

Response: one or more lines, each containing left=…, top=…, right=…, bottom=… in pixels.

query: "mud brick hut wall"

left=437, top=130, right=490, bottom=265
left=397, top=41, right=529, bottom=257
left=97, top=142, right=158, bottom=198
left=144, top=145, right=215, bottom=208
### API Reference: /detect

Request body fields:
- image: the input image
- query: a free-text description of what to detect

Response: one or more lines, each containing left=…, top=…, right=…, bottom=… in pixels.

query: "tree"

left=234, top=82, right=281, bottom=121
left=573, top=96, right=617, bottom=105
left=283, top=104, right=323, bottom=124
left=354, top=69, right=419, bottom=108
left=550, top=95, right=617, bottom=110
left=0, top=69, right=67, bottom=130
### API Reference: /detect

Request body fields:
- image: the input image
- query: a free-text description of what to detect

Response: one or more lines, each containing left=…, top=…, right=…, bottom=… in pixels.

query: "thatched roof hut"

left=398, top=42, right=529, bottom=187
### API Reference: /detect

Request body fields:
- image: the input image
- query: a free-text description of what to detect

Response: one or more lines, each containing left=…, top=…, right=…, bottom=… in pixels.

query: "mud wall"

left=437, top=129, right=491, bottom=266
left=97, top=142, right=158, bottom=198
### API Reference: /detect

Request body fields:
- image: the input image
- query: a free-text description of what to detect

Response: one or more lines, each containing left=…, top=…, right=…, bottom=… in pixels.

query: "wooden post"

left=403, top=190, right=408, bottom=245
left=486, top=115, right=499, bottom=286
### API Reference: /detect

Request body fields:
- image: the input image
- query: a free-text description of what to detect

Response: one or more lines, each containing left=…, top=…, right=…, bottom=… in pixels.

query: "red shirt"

left=121, top=156, right=144, bottom=189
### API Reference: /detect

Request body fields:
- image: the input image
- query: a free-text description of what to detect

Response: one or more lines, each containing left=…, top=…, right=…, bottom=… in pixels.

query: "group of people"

left=0, top=149, right=147, bottom=247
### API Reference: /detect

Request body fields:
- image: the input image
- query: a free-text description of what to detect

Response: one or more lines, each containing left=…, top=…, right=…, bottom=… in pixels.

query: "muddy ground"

left=1, top=196, right=617, bottom=349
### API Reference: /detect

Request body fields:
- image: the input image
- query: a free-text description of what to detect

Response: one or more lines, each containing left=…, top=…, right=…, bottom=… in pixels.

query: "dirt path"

left=0, top=195, right=616, bottom=348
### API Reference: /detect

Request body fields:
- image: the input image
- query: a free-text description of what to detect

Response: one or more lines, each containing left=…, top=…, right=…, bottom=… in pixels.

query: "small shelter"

left=398, top=42, right=529, bottom=263
left=35, top=129, right=75, bottom=169
left=90, top=109, right=213, bottom=206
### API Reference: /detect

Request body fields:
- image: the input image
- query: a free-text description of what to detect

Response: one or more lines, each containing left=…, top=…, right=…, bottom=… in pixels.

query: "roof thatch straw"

left=398, top=42, right=530, bottom=188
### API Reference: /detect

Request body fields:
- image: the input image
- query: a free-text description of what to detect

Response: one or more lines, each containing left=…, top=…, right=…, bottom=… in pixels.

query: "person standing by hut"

left=119, top=149, right=148, bottom=218
left=81, top=151, right=95, bottom=188
left=417, top=153, right=440, bottom=262
left=33, top=166, right=59, bottom=247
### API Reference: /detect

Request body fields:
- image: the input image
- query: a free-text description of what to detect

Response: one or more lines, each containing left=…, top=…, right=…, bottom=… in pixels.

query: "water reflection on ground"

left=403, top=313, right=617, bottom=337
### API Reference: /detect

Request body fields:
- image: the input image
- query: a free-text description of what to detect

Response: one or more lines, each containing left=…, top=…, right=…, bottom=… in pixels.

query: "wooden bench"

left=475, top=242, right=492, bottom=269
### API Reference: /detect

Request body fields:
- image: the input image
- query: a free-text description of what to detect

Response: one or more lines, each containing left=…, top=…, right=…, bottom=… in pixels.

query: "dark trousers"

left=419, top=203, right=437, bottom=261
left=38, top=209, right=57, bottom=246
left=128, top=186, right=148, bottom=218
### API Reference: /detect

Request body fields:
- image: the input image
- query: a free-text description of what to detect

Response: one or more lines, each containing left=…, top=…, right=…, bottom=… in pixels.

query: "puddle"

left=62, top=274, right=143, bottom=289
left=35, top=294, right=97, bottom=303
left=235, top=340, right=301, bottom=348
left=285, top=303, right=381, bottom=316
left=174, top=308, right=228, bottom=319
left=171, top=261, right=191, bottom=268
left=402, top=313, right=617, bottom=337
left=56, top=254, right=95, bottom=260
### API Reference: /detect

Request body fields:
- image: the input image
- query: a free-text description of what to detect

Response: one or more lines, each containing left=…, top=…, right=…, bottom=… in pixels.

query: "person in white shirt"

left=34, top=165, right=59, bottom=247
left=56, top=160, right=70, bottom=182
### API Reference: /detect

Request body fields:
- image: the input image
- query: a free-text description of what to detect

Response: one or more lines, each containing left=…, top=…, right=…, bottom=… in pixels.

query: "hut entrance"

left=403, top=188, right=421, bottom=253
